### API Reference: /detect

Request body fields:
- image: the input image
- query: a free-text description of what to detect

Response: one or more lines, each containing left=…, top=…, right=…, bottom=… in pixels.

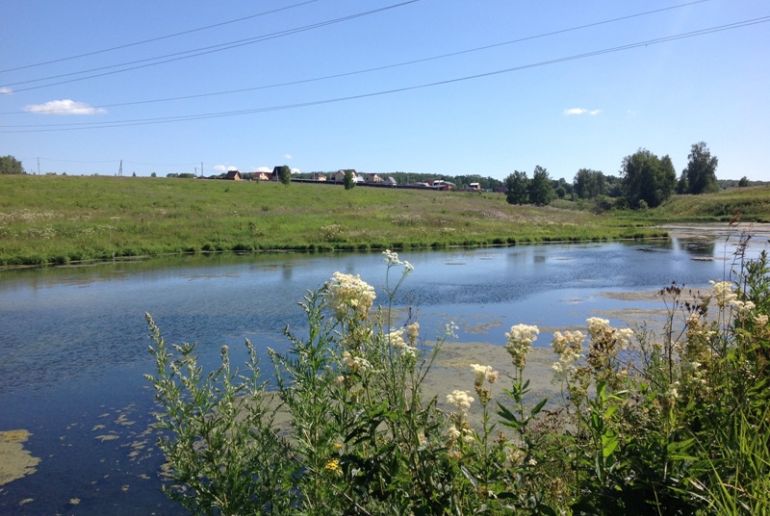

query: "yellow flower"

left=324, top=458, right=342, bottom=475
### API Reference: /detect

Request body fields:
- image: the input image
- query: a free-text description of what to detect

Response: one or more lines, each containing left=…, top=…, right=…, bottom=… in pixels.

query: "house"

left=386, top=176, right=398, bottom=186
left=251, top=171, right=271, bottom=181
left=432, top=180, right=455, bottom=190
left=468, top=182, right=481, bottom=191
left=333, top=169, right=357, bottom=183
left=312, top=172, right=327, bottom=182
left=224, top=170, right=242, bottom=181
left=366, top=173, right=383, bottom=183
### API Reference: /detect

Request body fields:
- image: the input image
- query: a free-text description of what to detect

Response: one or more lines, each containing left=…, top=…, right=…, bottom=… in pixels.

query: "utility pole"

left=37, top=157, right=40, bottom=175
left=118, top=159, right=123, bottom=176
left=201, top=161, right=204, bottom=177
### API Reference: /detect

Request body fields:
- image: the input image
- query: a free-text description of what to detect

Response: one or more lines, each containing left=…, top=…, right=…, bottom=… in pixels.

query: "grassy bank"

left=628, top=185, right=770, bottom=223
left=0, top=175, right=658, bottom=266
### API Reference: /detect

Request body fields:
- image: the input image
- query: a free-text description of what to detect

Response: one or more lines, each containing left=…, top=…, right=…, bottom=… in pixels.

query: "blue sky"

left=1, top=0, right=768, bottom=180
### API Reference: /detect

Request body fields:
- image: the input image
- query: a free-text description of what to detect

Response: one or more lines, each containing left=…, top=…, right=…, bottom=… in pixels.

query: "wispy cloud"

left=213, top=164, right=239, bottom=173
left=24, top=99, right=105, bottom=115
left=291, top=167, right=301, bottom=174
left=283, top=153, right=293, bottom=160
left=564, top=107, right=601, bottom=117
left=255, top=166, right=271, bottom=173
left=0, top=87, right=12, bottom=95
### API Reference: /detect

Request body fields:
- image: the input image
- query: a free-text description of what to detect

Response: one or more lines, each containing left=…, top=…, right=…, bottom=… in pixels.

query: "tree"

left=620, top=149, right=676, bottom=208
left=683, top=142, right=718, bottom=194
left=505, top=171, right=529, bottom=204
left=343, top=169, right=355, bottom=190
left=274, top=165, right=291, bottom=185
left=0, top=155, right=25, bottom=175
left=738, top=176, right=749, bottom=187
left=528, top=165, right=554, bottom=206
left=573, top=169, right=606, bottom=199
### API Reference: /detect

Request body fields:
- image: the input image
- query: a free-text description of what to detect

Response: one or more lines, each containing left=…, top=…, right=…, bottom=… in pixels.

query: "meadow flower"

left=406, top=321, right=420, bottom=344
left=730, top=299, right=755, bottom=315
left=447, top=424, right=462, bottom=441
left=505, top=324, right=539, bottom=368
left=710, top=280, right=737, bottom=309
left=387, top=329, right=407, bottom=349
left=324, top=458, right=342, bottom=475
left=342, top=351, right=372, bottom=373
left=755, top=314, right=769, bottom=326
left=383, top=249, right=414, bottom=272
left=586, top=317, right=611, bottom=338
left=446, top=389, right=474, bottom=412
left=469, top=363, right=498, bottom=385
left=445, top=321, right=459, bottom=339
left=325, top=272, right=376, bottom=320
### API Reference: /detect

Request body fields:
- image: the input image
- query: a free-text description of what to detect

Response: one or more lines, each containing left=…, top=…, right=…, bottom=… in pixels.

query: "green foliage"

left=574, top=169, right=606, bottom=199
left=528, top=165, right=555, bottom=206
left=0, top=155, right=25, bottom=175
left=274, top=165, right=291, bottom=185
left=621, top=148, right=676, bottom=208
left=683, top=142, right=719, bottom=194
left=738, top=176, right=749, bottom=187
left=505, top=170, right=529, bottom=204
left=146, top=244, right=770, bottom=514
left=343, top=169, right=355, bottom=190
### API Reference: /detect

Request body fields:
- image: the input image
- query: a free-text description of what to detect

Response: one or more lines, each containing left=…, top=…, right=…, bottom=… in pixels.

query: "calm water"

left=0, top=230, right=766, bottom=514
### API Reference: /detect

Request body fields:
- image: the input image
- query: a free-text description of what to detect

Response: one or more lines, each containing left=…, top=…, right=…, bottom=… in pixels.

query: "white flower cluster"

left=387, top=328, right=416, bottom=357
left=586, top=317, right=633, bottom=350
left=505, top=324, right=539, bottom=368
left=383, top=249, right=414, bottom=272
left=710, top=280, right=737, bottom=309
left=469, top=363, right=499, bottom=386
left=326, top=271, right=376, bottom=320
left=342, top=351, right=372, bottom=373
left=551, top=330, right=584, bottom=377
left=446, top=389, right=474, bottom=412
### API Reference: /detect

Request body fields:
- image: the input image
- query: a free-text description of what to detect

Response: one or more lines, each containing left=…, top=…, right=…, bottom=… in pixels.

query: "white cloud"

left=283, top=153, right=293, bottom=160
left=0, top=87, right=12, bottom=95
left=255, top=166, right=271, bottom=173
left=291, top=168, right=301, bottom=174
left=24, top=99, right=106, bottom=115
left=213, top=164, right=239, bottom=173
left=564, top=107, right=601, bottom=117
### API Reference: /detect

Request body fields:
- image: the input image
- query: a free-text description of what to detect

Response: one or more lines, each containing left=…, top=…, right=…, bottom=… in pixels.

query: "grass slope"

left=1, top=175, right=657, bottom=266
left=640, top=186, right=770, bottom=222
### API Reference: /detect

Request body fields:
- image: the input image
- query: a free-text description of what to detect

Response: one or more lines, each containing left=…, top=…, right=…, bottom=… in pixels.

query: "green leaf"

left=530, top=397, right=548, bottom=417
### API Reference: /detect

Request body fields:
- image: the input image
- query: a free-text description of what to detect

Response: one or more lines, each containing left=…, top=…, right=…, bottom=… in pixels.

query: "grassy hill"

left=653, top=186, right=770, bottom=222
left=0, top=175, right=657, bottom=266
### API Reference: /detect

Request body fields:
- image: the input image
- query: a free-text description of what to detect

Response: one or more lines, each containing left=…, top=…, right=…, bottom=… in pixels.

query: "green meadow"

left=3, top=175, right=768, bottom=267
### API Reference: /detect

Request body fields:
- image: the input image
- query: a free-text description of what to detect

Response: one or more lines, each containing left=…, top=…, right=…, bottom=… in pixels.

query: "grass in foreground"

left=0, top=175, right=658, bottom=266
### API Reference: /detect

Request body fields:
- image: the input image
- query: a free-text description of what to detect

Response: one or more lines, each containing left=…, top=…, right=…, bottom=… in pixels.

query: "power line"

left=0, top=0, right=322, bottom=75
left=3, top=15, right=767, bottom=133
left=0, top=0, right=422, bottom=92
left=0, top=0, right=711, bottom=115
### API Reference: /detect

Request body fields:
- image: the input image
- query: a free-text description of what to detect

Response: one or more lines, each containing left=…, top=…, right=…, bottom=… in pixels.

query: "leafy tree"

left=151, top=172, right=157, bottom=178
left=0, top=155, right=25, bottom=175
left=620, top=149, right=676, bottom=208
left=573, top=169, right=606, bottom=199
left=683, top=142, right=718, bottom=194
left=343, top=169, right=355, bottom=190
left=274, top=165, right=291, bottom=185
left=528, top=165, right=555, bottom=206
left=505, top=171, right=529, bottom=204
left=738, top=176, right=749, bottom=187
left=676, top=172, right=689, bottom=194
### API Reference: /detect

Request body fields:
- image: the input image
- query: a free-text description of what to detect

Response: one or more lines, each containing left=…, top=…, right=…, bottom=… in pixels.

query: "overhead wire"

left=3, top=15, right=767, bottom=133
left=0, top=0, right=712, bottom=114
left=0, top=0, right=322, bottom=74
left=0, top=0, right=423, bottom=92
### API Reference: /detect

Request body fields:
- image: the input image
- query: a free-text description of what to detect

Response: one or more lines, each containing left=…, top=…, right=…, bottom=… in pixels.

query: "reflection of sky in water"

left=0, top=233, right=766, bottom=514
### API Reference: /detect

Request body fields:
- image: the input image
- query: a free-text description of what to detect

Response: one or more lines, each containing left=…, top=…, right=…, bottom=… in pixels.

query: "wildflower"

left=335, top=375, right=346, bottom=385
left=755, top=314, right=769, bottom=326
left=505, top=324, right=539, bottom=368
left=730, top=299, right=756, bottom=316
left=342, top=351, right=372, bottom=373
left=445, top=321, right=459, bottom=339
left=383, top=249, right=414, bottom=272
left=387, top=329, right=407, bottom=349
left=446, top=389, right=474, bottom=412
left=324, top=458, right=342, bottom=475
left=447, top=424, right=462, bottom=441
left=527, top=458, right=538, bottom=467
left=710, top=280, right=737, bottom=309
left=551, top=330, right=584, bottom=377
left=615, top=328, right=635, bottom=350
left=469, top=363, right=498, bottom=385
left=462, top=428, right=475, bottom=444
left=667, top=381, right=680, bottom=402
left=406, top=321, right=420, bottom=344
left=506, top=446, right=525, bottom=466
left=325, top=272, right=376, bottom=320
left=586, top=317, right=611, bottom=338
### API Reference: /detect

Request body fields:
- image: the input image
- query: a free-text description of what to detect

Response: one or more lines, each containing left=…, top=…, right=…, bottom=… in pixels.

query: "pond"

left=0, top=225, right=767, bottom=514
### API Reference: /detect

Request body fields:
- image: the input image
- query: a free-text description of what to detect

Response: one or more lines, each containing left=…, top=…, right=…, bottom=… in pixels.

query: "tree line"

left=504, top=141, right=720, bottom=209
